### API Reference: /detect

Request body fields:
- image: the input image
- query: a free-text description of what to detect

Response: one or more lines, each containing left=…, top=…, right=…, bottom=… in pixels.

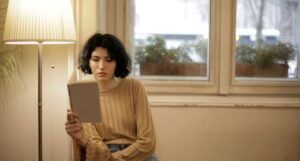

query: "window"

left=134, top=0, right=210, bottom=80
left=235, top=0, right=300, bottom=79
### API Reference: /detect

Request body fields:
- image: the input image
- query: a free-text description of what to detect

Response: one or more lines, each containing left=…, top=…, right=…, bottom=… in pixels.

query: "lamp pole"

left=38, top=42, right=43, bottom=161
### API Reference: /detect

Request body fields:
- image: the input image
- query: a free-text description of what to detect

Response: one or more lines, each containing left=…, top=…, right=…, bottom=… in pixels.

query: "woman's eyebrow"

left=90, top=55, right=111, bottom=58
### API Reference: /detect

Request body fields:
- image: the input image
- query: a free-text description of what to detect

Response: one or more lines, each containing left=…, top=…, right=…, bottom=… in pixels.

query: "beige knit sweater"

left=73, top=78, right=156, bottom=161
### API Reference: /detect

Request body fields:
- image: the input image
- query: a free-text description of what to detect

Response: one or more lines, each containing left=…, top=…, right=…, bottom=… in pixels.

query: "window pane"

left=134, top=0, right=210, bottom=78
left=235, top=0, right=300, bottom=79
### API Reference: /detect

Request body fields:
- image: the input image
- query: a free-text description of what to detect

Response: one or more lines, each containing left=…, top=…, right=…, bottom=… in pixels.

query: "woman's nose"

left=98, top=60, right=105, bottom=69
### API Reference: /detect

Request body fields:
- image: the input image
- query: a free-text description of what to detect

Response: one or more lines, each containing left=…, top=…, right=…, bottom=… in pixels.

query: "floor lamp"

left=3, top=0, right=76, bottom=161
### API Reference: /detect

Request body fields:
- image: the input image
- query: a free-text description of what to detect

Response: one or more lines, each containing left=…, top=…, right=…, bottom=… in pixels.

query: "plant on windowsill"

left=236, top=42, right=295, bottom=77
left=135, top=36, right=207, bottom=76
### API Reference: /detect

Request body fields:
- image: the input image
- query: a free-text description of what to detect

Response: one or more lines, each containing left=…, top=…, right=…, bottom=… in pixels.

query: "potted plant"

left=135, top=36, right=207, bottom=76
left=236, top=42, right=295, bottom=77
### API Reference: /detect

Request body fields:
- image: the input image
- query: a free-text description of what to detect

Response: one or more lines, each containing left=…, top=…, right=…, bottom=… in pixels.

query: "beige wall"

left=152, top=106, right=300, bottom=161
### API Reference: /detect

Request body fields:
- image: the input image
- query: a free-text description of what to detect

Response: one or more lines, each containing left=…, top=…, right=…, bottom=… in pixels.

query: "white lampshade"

left=3, top=0, right=76, bottom=44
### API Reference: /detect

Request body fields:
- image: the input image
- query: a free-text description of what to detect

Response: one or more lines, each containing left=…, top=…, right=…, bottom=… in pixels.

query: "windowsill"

left=148, top=94, right=300, bottom=108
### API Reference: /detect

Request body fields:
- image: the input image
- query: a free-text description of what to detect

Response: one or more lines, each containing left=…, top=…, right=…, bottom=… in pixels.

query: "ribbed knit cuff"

left=85, top=136, right=111, bottom=161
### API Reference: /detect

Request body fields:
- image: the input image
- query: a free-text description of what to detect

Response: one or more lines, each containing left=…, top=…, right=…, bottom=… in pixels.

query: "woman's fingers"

left=65, top=120, right=82, bottom=130
left=67, top=111, right=79, bottom=120
left=65, top=124, right=83, bottom=134
left=65, top=126, right=82, bottom=133
left=65, top=122, right=82, bottom=129
left=65, top=117, right=80, bottom=124
left=65, top=109, right=84, bottom=140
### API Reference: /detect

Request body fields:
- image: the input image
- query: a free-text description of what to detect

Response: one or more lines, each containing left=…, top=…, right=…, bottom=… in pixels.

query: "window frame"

left=133, top=0, right=221, bottom=95
left=94, top=0, right=300, bottom=95
left=228, top=0, right=300, bottom=95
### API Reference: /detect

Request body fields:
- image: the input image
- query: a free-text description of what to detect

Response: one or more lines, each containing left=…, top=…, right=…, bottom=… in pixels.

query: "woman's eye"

left=106, top=57, right=113, bottom=62
left=91, top=58, right=99, bottom=62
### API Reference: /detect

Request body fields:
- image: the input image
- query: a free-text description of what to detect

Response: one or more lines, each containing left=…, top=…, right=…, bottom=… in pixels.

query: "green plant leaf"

left=236, top=42, right=295, bottom=68
left=0, top=46, right=23, bottom=110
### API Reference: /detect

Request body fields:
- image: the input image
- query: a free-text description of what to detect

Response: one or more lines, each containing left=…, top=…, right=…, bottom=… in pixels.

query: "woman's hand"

left=65, top=109, right=87, bottom=147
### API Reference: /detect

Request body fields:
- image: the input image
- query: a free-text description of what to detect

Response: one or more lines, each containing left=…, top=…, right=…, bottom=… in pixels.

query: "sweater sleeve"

left=73, top=123, right=111, bottom=161
left=111, top=79, right=156, bottom=161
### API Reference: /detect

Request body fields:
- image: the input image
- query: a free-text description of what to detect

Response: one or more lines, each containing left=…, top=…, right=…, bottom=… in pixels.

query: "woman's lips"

left=97, top=72, right=107, bottom=76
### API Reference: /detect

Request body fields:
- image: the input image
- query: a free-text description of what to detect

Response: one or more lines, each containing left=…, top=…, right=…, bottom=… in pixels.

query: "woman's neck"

left=97, top=78, right=120, bottom=92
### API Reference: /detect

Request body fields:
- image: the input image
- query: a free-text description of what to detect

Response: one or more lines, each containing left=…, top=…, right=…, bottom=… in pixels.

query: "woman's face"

left=89, top=47, right=117, bottom=82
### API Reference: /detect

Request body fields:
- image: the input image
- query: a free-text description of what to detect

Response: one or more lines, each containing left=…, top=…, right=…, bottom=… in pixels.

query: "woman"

left=65, top=33, right=157, bottom=161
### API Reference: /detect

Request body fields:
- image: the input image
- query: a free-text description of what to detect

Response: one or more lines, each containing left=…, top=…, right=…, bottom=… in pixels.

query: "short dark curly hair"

left=78, top=33, right=131, bottom=78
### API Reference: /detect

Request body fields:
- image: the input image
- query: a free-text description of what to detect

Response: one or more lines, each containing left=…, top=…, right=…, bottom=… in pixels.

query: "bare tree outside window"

left=236, top=0, right=299, bottom=79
